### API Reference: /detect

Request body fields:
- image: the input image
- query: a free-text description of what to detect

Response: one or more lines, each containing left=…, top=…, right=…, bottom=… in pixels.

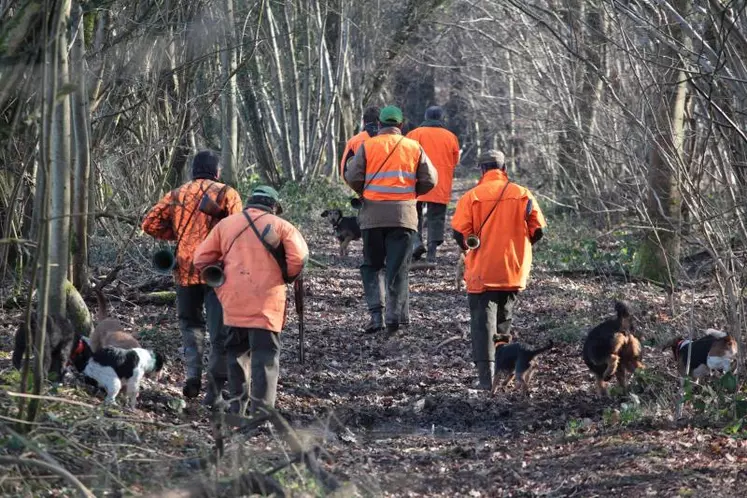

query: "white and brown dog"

left=665, top=329, right=738, bottom=378
left=90, top=287, right=140, bottom=352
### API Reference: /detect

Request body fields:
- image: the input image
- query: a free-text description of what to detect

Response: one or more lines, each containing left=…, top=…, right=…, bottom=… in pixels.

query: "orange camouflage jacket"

left=141, top=179, right=243, bottom=286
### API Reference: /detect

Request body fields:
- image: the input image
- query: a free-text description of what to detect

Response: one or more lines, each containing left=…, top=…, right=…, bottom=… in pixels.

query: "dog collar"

left=332, top=217, right=343, bottom=229
left=66, top=339, right=86, bottom=366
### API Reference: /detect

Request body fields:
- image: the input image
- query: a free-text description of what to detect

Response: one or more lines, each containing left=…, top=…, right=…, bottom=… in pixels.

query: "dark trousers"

left=225, top=327, right=281, bottom=415
left=360, top=227, right=414, bottom=326
left=468, top=290, right=518, bottom=363
left=415, top=202, right=448, bottom=246
left=176, top=286, right=241, bottom=394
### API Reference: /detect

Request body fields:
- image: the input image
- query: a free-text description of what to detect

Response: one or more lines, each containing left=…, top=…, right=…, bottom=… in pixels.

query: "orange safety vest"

left=406, top=126, right=460, bottom=205
left=361, top=134, right=421, bottom=202
left=340, top=130, right=373, bottom=178
left=451, top=169, right=546, bottom=293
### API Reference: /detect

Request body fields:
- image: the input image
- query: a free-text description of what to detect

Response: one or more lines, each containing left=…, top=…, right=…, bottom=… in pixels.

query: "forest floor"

left=2, top=178, right=747, bottom=497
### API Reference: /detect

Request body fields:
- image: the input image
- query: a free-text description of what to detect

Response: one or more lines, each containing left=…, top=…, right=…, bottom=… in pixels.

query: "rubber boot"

left=384, top=323, right=399, bottom=340
left=202, top=377, right=225, bottom=408
left=183, top=376, right=201, bottom=399
left=475, top=361, right=495, bottom=390
left=426, top=242, right=438, bottom=263
left=363, top=271, right=385, bottom=333
left=365, top=311, right=384, bottom=333
left=412, top=236, right=426, bottom=261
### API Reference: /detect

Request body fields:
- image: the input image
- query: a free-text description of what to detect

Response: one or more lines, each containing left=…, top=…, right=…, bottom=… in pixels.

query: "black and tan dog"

left=491, top=334, right=554, bottom=395
left=321, top=208, right=361, bottom=258
left=12, top=313, right=77, bottom=379
left=582, top=301, right=644, bottom=395
left=664, top=329, right=738, bottom=379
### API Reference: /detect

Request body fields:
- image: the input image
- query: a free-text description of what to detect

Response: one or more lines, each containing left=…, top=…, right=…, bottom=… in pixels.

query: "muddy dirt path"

left=2, top=179, right=746, bottom=497
left=272, top=178, right=747, bottom=497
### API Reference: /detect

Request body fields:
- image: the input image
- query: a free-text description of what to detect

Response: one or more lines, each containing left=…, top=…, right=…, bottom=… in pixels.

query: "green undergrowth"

left=684, top=373, right=747, bottom=436
left=239, top=175, right=354, bottom=226
left=535, top=213, right=638, bottom=275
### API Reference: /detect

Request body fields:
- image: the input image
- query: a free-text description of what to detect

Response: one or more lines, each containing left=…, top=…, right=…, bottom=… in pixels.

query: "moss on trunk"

left=64, top=280, right=94, bottom=336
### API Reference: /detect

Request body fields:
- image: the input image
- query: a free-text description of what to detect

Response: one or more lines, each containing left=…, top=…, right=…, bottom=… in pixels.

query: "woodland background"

left=1, top=0, right=747, bottom=496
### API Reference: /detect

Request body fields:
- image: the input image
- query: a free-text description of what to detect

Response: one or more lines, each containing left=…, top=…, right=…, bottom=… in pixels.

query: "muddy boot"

left=426, top=242, right=438, bottom=263
left=474, top=361, right=495, bottom=390
left=412, top=237, right=426, bottom=261
left=364, top=311, right=384, bottom=333
left=384, top=323, right=399, bottom=340
left=202, top=377, right=225, bottom=408
left=183, top=377, right=201, bottom=399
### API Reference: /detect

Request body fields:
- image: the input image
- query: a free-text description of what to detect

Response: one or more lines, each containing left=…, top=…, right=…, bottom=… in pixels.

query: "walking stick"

left=293, top=276, right=305, bottom=364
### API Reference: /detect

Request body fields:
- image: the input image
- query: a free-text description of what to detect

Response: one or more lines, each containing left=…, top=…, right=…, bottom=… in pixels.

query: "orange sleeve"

left=193, top=224, right=223, bottom=271
left=282, top=222, right=310, bottom=280
left=526, top=192, right=547, bottom=237
left=142, top=192, right=176, bottom=240
left=340, top=142, right=353, bottom=177
left=225, top=188, right=243, bottom=216
left=452, top=135, right=461, bottom=166
left=451, top=192, right=474, bottom=237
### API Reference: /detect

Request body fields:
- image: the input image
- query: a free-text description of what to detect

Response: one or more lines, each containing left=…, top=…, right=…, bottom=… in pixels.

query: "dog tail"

left=705, top=328, right=727, bottom=338
left=94, top=286, right=108, bottom=321
left=529, top=340, right=554, bottom=357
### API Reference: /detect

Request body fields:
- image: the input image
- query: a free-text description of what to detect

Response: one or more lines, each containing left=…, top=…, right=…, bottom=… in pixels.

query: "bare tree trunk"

left=505, top=51, right=517, bottom=174
left=48, top=0, right=72, bottom=316
left=219, top=0, right=239, bottom=186
left=635, top=0, right=690, bottom=286
left=71, top=6, right=91, bottom=292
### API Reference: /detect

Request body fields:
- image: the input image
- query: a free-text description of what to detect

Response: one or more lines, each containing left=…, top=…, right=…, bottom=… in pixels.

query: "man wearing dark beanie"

left=406, top=105, right=461, bottom=263
left=339, top=105, right=380, bottom=179
left=142, top=150, right=244, bottom=407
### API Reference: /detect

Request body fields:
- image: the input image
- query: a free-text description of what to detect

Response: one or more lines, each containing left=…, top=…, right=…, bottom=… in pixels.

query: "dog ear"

left=320, top=210, right=329, bottom=218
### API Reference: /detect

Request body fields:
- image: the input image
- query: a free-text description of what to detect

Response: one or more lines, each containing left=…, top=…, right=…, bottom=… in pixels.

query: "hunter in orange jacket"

left=344, top=105, right=438, bottom=335
left=451, top=149, right=546, bottom=390
left=141, top=150, right=244, bottom=402
left=406, top=106, right=461, bottom=262
left=193, top=185, right=308, bottom=414
left=340, top=106, right=379, bottom=179
left=142, top=178, right=242, bottom=286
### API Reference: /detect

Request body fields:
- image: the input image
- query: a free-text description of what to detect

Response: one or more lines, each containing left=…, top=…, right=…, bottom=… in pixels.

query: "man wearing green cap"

left=345, top=105, right=438, bottom=336
left=194, top=185, right=309, bottom=414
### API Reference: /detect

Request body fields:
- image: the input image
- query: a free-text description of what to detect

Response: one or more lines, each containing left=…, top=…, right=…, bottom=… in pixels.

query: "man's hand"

left=530, top=228, right=544, bottom=245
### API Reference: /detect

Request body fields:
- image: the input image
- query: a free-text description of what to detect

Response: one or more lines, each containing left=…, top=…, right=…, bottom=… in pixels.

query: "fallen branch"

left=94, top=210, right=138, bottom=225
left=5, top=392, right=98, bottom=409
left=410, top=261, right=436, bottom=271
left=0, top=456, right=95, bottom=498
left=0, top=237, right=37, bottom=247
left=433, top=335, right=463, bottom=351
left=308, top=257, right=328, bottom=269
left=137, top=290, right=177, bottom=304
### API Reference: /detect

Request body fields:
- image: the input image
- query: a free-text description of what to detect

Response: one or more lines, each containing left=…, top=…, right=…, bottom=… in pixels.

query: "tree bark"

left=635, top=0, right=690, bottom=286
left=48, top=0, right=72, bottom=316
left=219, top=0, right=239, bottom=186
left=71, top=6, right=91, bottom=292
